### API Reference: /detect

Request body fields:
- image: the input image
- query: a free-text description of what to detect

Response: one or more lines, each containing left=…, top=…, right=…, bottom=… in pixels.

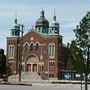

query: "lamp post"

left=19, top=24, right=24, bottom=82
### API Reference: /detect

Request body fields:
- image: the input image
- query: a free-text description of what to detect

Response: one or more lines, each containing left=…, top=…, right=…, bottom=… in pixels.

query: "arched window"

left=8, top=45, right=15, bottom=59
left=49, top=45, right=52, bottom=56
left=36, top=43, right=39, bottom=51
left=12, top=31, right=14, bottom=36
left=52, top=45, right=55, bottom=56
left=23, top=44, right=28, bottom=53
left=48, top=43, right=55, bottom=59
left=30, top=43, right=33, bottom=51
left=38, top=27, right=40, bottom=32
left=49, top=62, right=55, bottom=66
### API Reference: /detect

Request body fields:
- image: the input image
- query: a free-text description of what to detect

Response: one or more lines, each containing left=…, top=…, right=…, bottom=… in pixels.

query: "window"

left=23, top=44, right=28, bottom=53
left=49, top=45, right=52, bottom=55
left=43, top=27, right=46, bottom=33
left=36, top=43, right=39, bottom=50
left=15, top=31, right=18, bottom=36
left=49, top=74, right=55, bottom=77
left=48, top=43, right=55, bottom=59
left=8, top=45, right=15, bottom=59
left=49, top=62, right=55, bottom=66
left=38, top=27, right=40, bottom=32
left=50, top=29, right=52, bottom=33
left=12, top=31, right=14, bottom=36
left=55, top=30, right=57, bottom=33
left=30, top=43, right=33, bottom=51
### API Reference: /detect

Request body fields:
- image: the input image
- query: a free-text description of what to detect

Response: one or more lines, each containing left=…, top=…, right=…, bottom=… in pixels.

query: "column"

left=31, top=64, right=33, bottom=72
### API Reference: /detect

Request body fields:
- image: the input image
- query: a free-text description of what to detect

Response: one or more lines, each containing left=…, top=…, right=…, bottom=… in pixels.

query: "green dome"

left=49, top=15, right=60, bottom=35
left=51, top=21, right=59, bottom=27
left=50, top=16, right=59, bottom=27
left=11, top=19, right=20, bottom=30
left=11, top=18, right=20, bottom=36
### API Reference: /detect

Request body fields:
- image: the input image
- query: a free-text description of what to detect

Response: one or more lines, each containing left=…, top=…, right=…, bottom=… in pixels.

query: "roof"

left=35, top=17, right=49, bottom=27
left=35, top=10, right=49, bottom=27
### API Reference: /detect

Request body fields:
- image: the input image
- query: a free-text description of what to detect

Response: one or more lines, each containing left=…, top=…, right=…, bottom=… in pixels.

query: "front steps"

left=8, top=72, right=42, bottom=82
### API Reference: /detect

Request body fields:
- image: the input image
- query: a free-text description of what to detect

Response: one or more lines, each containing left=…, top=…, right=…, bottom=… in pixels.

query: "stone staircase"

left=8, top=72, right=42, bottom=82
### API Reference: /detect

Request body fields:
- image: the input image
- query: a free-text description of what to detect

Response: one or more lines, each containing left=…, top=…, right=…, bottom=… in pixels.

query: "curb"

left=0, top=82, right=32, bottom=86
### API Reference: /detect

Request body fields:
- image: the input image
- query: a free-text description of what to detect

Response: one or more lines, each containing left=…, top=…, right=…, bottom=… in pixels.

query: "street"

left=0, top=84, right=90, bottom=90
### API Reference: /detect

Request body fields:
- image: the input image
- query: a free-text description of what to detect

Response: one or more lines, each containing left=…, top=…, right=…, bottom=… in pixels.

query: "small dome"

left=35, top=10, right=49, bottom=27
left=51, top=21, right=59, bottom=27
left=11, top=19, right=20, bottom=30
left=50, top=16, right=59, bottom=27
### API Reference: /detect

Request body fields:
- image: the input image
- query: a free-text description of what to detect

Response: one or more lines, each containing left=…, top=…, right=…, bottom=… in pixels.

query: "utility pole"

left=19, top=24, right=24, bottom=82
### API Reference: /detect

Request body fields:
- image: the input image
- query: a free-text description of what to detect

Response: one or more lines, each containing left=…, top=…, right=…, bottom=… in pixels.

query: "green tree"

left=0, top=49, right=6, bottom=78
left=72, top=12, right=90, bottom=90
left=74, top=12, right=90, bottom=52
left=68, top=41, right=88, bottom=73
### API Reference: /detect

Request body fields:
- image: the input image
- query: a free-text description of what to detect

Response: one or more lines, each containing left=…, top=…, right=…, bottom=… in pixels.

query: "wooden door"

left=33, top=64, right=37, bottom=72
left=27, top=64, right=31, bottom=72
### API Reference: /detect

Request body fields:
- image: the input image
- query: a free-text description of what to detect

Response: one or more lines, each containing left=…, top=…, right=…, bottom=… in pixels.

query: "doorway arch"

left=25, top=54, right=38, bottom=72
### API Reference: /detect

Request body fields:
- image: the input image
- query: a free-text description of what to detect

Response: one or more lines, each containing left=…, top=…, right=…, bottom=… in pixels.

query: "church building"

left=7, top=10, right=69, bottom=80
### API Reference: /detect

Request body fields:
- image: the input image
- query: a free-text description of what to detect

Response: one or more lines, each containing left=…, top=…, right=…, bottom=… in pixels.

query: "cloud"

left=0, top=0, right=90, bottom=51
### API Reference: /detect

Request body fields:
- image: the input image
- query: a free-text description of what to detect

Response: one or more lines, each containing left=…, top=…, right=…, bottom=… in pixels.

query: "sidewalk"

left=0, top=80, right=90, bottom=86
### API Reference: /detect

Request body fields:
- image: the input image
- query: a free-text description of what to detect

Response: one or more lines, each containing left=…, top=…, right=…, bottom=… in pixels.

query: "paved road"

left=0, top=84, right=90, bottom=90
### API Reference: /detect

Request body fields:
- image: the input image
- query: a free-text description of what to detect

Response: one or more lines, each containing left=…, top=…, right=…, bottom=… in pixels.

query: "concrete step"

left=8, top=72, right=42, bottom=82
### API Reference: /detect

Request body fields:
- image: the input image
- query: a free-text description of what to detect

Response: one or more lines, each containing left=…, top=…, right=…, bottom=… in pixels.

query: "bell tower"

left=11, top=17, right=20, bottom=37
left=49, top=9, right=59, bottom=35
left=7, top=17, right=20, bottom=74
left=35, top=9, right=49, bottom=35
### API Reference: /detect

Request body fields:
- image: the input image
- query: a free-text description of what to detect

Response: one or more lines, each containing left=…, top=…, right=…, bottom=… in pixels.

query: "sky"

left=0, top=0, right=90, bottom=54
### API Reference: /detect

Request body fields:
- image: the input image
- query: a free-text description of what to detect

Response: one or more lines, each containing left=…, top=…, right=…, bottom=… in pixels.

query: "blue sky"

left=0, top=0, right=90, bottom=54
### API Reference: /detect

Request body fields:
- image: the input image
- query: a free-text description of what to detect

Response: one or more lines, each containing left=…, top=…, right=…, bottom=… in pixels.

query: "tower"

left=11, top=18, right=20, bottom=37
left=35, top=9, right=49, bottom=35
left=49, top=9, right=59, bottom=35
left=7, top=17, right=20, bottom=74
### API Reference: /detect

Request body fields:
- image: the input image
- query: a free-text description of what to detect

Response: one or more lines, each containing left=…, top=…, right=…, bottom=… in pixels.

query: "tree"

left=68, top=41, right=88, bottom=73
left=0, top=49, right=6, bottom=78
left=73, top=12, right=90, bottom=90
left=74, top=12, right=90, bottom=52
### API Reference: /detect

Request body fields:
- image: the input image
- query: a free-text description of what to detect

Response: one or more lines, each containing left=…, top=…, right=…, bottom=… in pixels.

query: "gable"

left=23, top=31, right=46, bottom=44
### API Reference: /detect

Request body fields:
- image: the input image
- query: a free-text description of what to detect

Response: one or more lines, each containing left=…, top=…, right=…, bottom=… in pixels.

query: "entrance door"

left=26, top=55, right=38, bottom=72
left=27, top=64, right=31, bottom=72
left=33, top=64, right=37, bottom=72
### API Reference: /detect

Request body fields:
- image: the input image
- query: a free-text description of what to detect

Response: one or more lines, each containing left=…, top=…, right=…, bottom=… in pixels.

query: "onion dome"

left=50, top=15, right=59, bottom=27
left=11, top=19, right=20, bottom=30
left=35, top=10, right=49, bottom=27
left=49, top=10, right=59, bottom=35
left=35, top=10, right=49, bottom=35
left=11, top=18, right=20, bottom=37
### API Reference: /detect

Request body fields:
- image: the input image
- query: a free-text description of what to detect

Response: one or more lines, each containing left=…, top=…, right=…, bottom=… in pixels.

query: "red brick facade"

left=7, top=10, right=69, bottom=79
left=7, top=30, right=69, bottom=79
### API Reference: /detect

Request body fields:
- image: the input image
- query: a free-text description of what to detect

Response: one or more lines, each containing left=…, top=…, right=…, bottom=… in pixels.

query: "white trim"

left=23, top=42, right=29, bottom=46
left=35, top=41, right=40, bottom=45
left=30, top=42, right=34, bottom=45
